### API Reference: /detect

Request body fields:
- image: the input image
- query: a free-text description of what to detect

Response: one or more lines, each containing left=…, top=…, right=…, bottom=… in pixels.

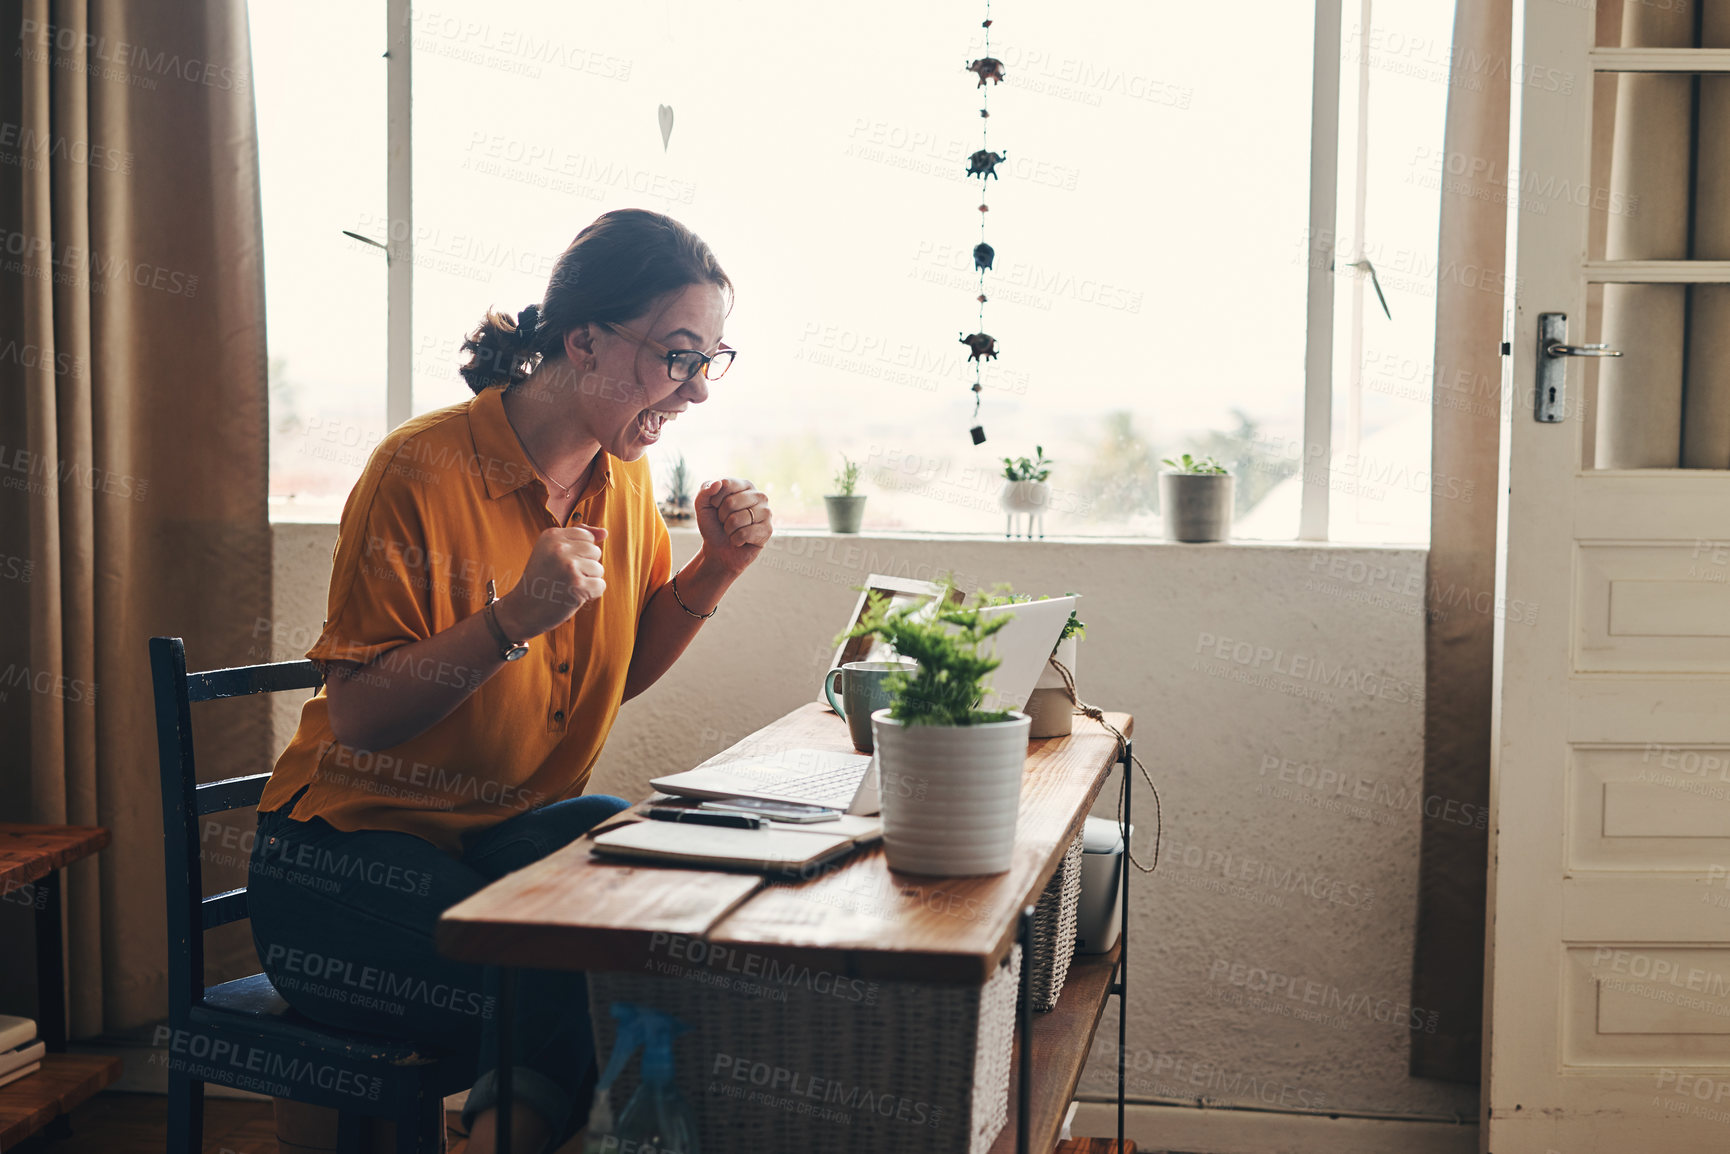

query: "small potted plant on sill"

left=825, top=454, right=866, bottom=534
left=1159, top=453, right=1234, bottom=543
left=999, top=445, right=1053, bottom=538
left=659, top=453, right=696, bottom=525
left=978, top=586, right=1086, bottom=738
left=841, top=580, right=1030, bottom=877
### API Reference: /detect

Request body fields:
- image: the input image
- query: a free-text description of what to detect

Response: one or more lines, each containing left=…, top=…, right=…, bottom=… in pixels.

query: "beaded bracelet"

left=670, top=571, right=718, bottom=619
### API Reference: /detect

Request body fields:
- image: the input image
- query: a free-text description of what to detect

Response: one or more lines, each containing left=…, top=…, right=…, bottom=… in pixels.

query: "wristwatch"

left=483, top=580, right=530, bottom=662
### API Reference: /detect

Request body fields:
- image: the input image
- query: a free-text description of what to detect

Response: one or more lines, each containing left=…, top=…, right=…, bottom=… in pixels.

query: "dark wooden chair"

left=149, top=636, right=468, bottom=1154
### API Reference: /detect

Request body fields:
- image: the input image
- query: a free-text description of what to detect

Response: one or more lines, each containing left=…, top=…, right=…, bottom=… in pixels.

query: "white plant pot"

left=998, top=479, right=1050, bottom=513
left=872, top=710, right=1031, bottom=877
left=1027, top=635, right=1077, bottom=738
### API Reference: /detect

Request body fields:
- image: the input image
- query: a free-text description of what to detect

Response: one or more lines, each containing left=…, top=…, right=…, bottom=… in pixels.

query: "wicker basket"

left=1021, top=828, right=1084, bottom=1012
left=589, top=943, right=1021, bottom=1154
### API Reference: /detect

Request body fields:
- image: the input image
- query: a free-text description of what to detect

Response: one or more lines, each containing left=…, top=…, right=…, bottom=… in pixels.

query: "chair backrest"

left=149, top=636, right=323, bottom=1023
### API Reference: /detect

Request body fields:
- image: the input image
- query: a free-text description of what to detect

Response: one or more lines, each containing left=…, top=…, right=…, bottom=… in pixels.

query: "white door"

left=1489, top=1, right=1730, bottom=1150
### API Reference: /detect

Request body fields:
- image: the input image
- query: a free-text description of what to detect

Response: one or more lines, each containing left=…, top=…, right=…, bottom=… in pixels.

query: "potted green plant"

left=999, top=445, right=1053, bottom=538
left=659, top=453, right=696, bottom=525
left=841, top=581, right=1030, bottom=876
left=825, top=454, right=866, bottom=534
left=1159, top=453, right=1234, bottom=542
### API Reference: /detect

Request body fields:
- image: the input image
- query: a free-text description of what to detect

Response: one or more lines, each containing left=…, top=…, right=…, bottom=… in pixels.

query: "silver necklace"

left=506, top=403, right=580, bottom=495
left=520, top=435, right=577, bottom=495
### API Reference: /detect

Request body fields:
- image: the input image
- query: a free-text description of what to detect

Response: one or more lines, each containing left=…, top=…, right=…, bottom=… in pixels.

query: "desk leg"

left=34, top=869, right=65, bottom=1052
left=496, top=966, right=515, bottom=1154
left=1016, top=905, right=1034, bottom=1154
left=1117, top=740, right=1132, bottom=1153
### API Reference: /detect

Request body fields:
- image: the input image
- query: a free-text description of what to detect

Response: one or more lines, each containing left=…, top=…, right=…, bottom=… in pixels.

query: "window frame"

left=377, top=0, right=1355, bottom=541
left=386, top=0, right=412, bottom=431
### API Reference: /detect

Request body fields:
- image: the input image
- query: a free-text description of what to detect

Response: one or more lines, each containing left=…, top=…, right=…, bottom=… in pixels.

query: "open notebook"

left=589, top=813, right=883, bottom=875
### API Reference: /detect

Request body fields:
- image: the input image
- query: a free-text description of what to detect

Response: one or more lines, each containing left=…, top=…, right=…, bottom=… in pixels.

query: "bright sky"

left=252, top=0, right=1448, bottom=541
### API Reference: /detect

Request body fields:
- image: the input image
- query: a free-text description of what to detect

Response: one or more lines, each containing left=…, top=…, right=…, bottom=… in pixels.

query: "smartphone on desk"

left=698, top=798, right=841, bottom=824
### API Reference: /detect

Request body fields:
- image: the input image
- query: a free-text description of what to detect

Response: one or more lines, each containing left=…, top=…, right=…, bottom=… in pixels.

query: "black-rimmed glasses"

left=598, top=320, right=736, bottom=383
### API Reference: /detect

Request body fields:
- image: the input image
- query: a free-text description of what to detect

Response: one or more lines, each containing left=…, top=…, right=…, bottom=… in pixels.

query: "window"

left=258, top=1, right=1454, bottom=543
left=1327, top=0, right=1454, bottom=544
left=255, top=0, right=387, bottom=522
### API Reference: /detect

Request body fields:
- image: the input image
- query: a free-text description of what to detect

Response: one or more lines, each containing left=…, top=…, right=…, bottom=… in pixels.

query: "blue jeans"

left=247, top=792, right=630, bottom=1142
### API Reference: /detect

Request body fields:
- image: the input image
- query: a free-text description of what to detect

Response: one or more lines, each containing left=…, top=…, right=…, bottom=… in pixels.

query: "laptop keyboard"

left=763, top=762, right=866, bottom=802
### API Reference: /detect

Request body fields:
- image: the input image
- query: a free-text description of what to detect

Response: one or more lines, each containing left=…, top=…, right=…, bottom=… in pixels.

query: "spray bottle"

left=584, top=1003, right=699, bottom=1154
left=613, top=1004, right=700, bottom=1153
left=582, top=1003, right=642, bottom=1154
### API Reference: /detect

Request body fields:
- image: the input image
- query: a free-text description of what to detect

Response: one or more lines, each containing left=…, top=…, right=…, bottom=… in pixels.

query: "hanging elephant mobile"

left=959, top=332, right=999, bottom=363
left=966, top=149, right=1007, bottom=180
left=961, top=7, right=1005, bottom=444
left=966, top=56, right=1006, bottom=88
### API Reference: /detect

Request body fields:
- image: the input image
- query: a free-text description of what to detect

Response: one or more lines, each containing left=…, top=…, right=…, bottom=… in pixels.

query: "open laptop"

left=651, top=593, right=1078, bottom=813
left=650, top=747, right=881, bottom=813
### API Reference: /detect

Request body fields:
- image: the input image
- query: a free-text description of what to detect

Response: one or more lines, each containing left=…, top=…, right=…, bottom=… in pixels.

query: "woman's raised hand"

left=695, top=478, right=772, bottom=574
left=496, top=524, right=609, bottom=639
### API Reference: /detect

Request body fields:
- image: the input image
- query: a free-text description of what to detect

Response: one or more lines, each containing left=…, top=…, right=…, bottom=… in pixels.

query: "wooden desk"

left=0, top=825, right=110, bottom=891
left=439, top=703, right=1129, bottom=985
left=438, top=703, right=1133, bottom=1153
left=0, top=824, right=121, bottom=1147
left=0, top=1054, right=123, bottom=1149
left=0, top=823, right=111, bottom=1051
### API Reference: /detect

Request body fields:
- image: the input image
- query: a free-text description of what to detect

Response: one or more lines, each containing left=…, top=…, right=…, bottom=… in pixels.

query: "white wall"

left=270, top=523, right=1478, bottom=1127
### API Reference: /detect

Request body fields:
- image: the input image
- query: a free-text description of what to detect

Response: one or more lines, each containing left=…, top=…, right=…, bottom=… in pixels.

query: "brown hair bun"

left=458, top=304, right=541, bottom=392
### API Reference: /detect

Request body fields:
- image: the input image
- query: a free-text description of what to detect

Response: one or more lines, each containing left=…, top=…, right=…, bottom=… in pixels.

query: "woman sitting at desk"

left=248, top=209, right=771, bottom=1154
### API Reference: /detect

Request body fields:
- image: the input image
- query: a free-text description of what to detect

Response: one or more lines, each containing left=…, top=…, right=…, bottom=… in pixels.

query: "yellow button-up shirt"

left=258, top=385, right=671, bottom=853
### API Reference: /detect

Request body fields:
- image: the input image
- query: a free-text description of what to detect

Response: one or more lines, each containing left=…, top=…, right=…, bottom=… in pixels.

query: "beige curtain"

left=1409, top=0, right=1511, bottom=1085
left=0, top=0, right=272, bottom=1034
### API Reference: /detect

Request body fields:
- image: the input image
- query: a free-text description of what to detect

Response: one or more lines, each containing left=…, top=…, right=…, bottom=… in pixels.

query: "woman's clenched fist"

left=494, top=524, right=608, bottom=640
left=696, top=478, right=772, bottom=574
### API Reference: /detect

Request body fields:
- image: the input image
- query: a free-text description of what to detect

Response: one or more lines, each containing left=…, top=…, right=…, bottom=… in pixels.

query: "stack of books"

left=0, top=1015, right=43, bottom=1089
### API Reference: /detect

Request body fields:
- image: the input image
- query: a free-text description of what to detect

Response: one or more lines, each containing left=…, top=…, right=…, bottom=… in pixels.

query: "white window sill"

left=670, top=526, right=1427, bottom=553
left=269, top=515, right=1424, bottom=556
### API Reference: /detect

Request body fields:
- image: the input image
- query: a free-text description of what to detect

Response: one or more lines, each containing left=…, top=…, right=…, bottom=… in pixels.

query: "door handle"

left=1535, top=313, right=1618, bottom=423
left=1545, top=341, right=1622, bottom=358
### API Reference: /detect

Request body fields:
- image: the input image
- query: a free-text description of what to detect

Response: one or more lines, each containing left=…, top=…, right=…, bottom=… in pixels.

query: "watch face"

left=504, top=644, right=529, bottom=662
